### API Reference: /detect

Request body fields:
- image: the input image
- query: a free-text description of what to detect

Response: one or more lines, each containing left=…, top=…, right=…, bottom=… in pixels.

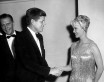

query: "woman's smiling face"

left=72, top=21, right=84, bottom=38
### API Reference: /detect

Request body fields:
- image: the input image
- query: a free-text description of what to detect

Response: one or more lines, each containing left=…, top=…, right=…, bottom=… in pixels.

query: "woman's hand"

left=58, top=65, right=72, bottom=72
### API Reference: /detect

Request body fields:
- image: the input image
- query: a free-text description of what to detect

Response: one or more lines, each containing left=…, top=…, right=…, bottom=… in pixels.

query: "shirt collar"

left=27, top=27, right=38, bottom=35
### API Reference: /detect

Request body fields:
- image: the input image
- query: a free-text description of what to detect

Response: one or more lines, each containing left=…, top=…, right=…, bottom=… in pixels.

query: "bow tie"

left=7, top=34, right=16, bottom=39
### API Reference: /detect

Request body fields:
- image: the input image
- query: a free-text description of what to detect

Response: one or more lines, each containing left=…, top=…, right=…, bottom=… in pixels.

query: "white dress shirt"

left=27, top=27, right=42, bottom=55
left=6, top=31, right=16, bottom=57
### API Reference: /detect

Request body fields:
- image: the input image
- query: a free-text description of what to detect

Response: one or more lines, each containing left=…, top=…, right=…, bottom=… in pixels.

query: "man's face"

left=32, top=16, right=46, bottom=33
left=0, top=17, right=14, bottom=35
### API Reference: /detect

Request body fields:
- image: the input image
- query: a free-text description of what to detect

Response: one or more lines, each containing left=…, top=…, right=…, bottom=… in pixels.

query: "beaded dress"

left=70, top=41, right=96, bottom=82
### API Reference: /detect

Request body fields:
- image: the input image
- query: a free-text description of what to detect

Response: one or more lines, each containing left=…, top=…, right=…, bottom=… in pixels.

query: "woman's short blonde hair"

left=71, top=15, right=90, bottom=32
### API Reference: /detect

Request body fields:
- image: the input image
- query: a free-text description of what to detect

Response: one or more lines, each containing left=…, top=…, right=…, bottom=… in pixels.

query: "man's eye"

left=42, top=21, right=44, bottom=23
left=7, top=23, right=11, bottom=25
left=74, top=27, right=76, bottom=29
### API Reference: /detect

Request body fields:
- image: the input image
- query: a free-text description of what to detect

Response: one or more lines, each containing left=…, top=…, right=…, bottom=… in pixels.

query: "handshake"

left=49, top=65, right=72, bottom=77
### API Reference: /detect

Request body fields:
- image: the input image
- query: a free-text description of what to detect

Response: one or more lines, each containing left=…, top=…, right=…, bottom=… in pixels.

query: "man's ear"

left=31, top=19, right=35, bottom=24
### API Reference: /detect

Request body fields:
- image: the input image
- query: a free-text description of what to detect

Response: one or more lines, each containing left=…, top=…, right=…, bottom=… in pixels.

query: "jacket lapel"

left=1, top=35, right=14, bottom=59
left=24, top=29, right=42, bottom=57
left=22, top=29, right=48, bottom=66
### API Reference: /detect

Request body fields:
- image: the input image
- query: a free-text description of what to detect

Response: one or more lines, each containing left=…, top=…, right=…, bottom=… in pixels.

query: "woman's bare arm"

left=91, top=43, right=104, bottom=82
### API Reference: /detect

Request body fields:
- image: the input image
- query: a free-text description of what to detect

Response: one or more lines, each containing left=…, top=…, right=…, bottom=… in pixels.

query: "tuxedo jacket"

left=14, top=28, right=50, bottom=82
left=0, top=31, right=19, bottom=82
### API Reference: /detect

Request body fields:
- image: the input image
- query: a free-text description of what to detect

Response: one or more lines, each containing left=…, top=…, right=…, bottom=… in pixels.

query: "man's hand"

left=49, top=67, right=63, bottom=77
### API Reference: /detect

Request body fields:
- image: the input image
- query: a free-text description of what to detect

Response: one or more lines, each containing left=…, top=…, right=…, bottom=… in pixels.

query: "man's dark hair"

left=26, top=7, right=46, bottom=26
left=0, top=13, right=14, bottom=22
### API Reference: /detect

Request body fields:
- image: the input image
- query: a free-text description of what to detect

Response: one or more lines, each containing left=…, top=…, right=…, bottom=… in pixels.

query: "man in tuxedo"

left=14, top=7, right=62, bottom=82
left=0, top=13, right=19, bottom=82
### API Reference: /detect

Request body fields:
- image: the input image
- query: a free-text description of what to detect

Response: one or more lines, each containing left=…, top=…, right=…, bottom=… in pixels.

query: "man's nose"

left=5, top=25, right=8, bottom=29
